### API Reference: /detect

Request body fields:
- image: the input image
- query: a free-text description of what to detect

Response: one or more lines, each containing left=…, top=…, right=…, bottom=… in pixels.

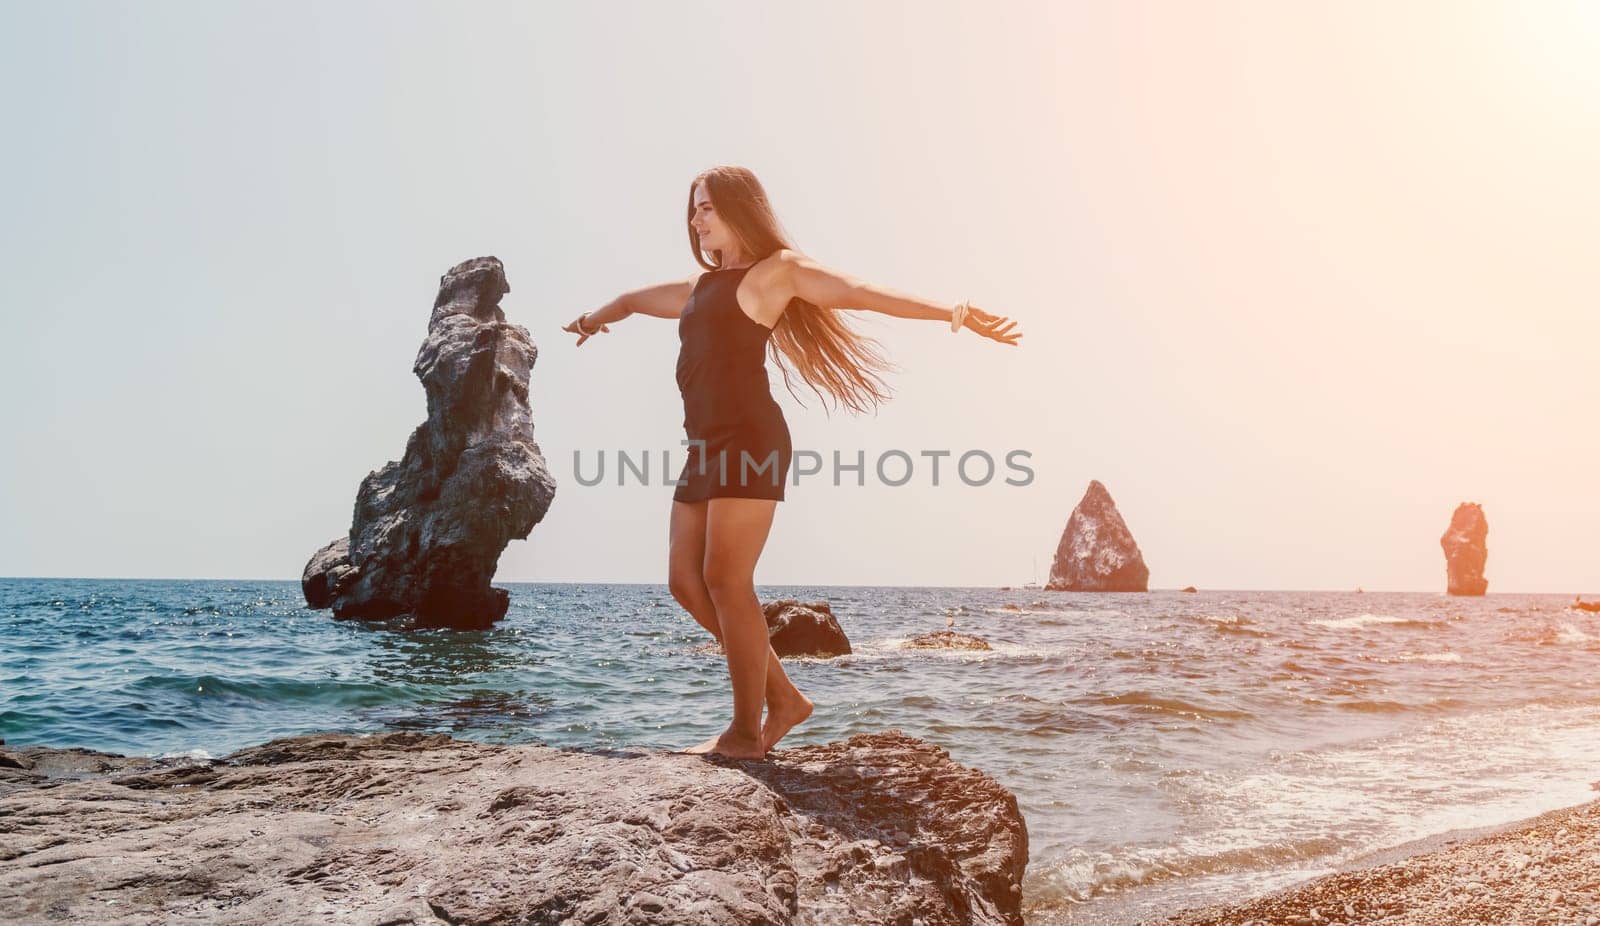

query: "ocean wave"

left=1499, top=622, right=1600, bottom=647
left=1360, top=651, right=1465, bottom=664
left=1031, top=834, right=1346, bottom=903
left=1339, top=695, right=1467, bottom=713
left=876, top=638, right=1055, bottom=661
left=1556, top=623, right=1596, bottom=644
left=1332, top=698, right=1409, bottom=713
left=157, top=747, right=215, bottom=760
left=123, top=674, right=420, bottom=708
left=981, top=606, right=1091, bottom=618
left=1403, top=651, right=1462, bottom=663
left=1309, top=613, right=1438, bottom=630
left=1084, top=691, right=1253, bottom=721
left=1194, top=613, right=1275, bottom=638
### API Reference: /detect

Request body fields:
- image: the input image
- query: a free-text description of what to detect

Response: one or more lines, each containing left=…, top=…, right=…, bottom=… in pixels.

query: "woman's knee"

left=701, top=560, right=755, bottom=602
left=667, top=562, right=704, bottom=609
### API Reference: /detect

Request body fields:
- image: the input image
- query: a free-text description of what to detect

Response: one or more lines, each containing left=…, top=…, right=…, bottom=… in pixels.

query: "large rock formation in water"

left=1440, top=502, right=1488, bottom=596
left=1046, top=480, right=1150, bottom=591
left=0, top=730, right=1029, bottom=925
left=301, top=257, right=556, bottom=629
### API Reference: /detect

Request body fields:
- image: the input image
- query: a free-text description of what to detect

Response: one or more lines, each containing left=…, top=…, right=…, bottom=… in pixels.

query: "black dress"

left=673, top=263, right=793, bottom=502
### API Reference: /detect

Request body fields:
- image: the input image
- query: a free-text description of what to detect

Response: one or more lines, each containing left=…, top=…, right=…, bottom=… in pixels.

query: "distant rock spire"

left=1440, top=502, right=1488, bottom=596
left=301, top=256, right=557, bottom=628
left=1046, top=480, right=1150, bottom=592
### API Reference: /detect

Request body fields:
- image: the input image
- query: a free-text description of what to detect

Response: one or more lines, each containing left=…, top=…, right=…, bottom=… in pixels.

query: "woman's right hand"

left=562, top=312, right=611, bottom=347
left=963, top=305, right=1022, bottom=346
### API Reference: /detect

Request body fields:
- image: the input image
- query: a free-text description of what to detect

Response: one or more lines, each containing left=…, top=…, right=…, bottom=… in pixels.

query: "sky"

left=1, top=1, right=1596, bottom=592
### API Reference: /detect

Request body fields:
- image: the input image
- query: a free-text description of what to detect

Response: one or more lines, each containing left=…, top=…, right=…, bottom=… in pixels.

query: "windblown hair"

left=688, top=165, right=895, bottom=416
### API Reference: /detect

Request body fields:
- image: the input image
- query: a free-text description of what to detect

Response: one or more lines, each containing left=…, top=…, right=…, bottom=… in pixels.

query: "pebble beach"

left=1161, top=794, right=1600, bottom=925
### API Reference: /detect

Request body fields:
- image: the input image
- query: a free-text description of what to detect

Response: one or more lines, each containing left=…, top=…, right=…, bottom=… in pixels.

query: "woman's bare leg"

left=694, top=497, right=799, bottom=758
left=667, top=499, right=811, bottom=753
left=698, top=497, right=775, bottom=758
left=667, top=499, right=727, bottom=643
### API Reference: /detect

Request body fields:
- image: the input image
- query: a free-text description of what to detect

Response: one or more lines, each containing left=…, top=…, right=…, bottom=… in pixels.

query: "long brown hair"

left=688, top=165, right=896, bottom=416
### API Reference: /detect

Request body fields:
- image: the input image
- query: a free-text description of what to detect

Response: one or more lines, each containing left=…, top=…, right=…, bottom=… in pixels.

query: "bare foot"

left=681, top=728, right=766, bottom=760
left=681, top=733, right=723, bottom=755
left=760, top=693, right=815, bottom=753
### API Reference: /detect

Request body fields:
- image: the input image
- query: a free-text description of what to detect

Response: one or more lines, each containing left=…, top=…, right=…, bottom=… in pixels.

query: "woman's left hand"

left=562, top=312, right=611, bottom=347
left=964, top=306, right=1022, bottom=345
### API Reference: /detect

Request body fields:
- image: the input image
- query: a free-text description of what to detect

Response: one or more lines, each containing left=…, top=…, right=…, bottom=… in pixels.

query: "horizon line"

left=0, top=576, right=1593, bottom=597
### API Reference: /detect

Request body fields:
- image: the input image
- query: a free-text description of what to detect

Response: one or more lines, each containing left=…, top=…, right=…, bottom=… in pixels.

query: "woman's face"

left=690, top=182, right=741, bottom=263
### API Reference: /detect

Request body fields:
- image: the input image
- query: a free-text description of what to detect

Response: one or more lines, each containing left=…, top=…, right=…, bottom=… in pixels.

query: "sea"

left=2, top=578, right=1597, bottom=923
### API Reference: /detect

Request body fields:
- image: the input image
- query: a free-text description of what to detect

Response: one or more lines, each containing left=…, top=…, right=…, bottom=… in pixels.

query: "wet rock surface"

left=0, top=729, right=1027, bottom=925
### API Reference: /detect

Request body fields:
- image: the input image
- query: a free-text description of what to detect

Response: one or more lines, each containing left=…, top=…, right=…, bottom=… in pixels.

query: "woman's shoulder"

left=748, top=249, right=804, bottom=282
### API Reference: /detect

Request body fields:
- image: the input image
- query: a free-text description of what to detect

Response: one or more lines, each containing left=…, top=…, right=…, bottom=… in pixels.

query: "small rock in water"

left=903, top=629, right=992, bottom=651
left=762, top=599, right=852, bottom=657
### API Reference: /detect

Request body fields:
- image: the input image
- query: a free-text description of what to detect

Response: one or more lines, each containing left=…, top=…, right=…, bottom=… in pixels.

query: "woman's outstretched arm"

left=777, top=250, right=1022, bottom=346
left=564, top=277, right=696, bottom=346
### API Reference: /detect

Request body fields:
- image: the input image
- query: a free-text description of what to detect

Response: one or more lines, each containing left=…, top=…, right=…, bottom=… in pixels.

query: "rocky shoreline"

left=0, top=729, right=1028, bottom=925
left=1157, top=795, right=1600, bottom=925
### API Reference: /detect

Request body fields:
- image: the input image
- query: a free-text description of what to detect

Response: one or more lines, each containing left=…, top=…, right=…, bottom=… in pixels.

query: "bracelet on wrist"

left=950, top=300, right=970, bottom=333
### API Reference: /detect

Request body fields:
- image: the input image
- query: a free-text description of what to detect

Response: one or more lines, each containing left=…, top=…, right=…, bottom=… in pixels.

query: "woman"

left=564, top=166, right=1021, bottom=760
